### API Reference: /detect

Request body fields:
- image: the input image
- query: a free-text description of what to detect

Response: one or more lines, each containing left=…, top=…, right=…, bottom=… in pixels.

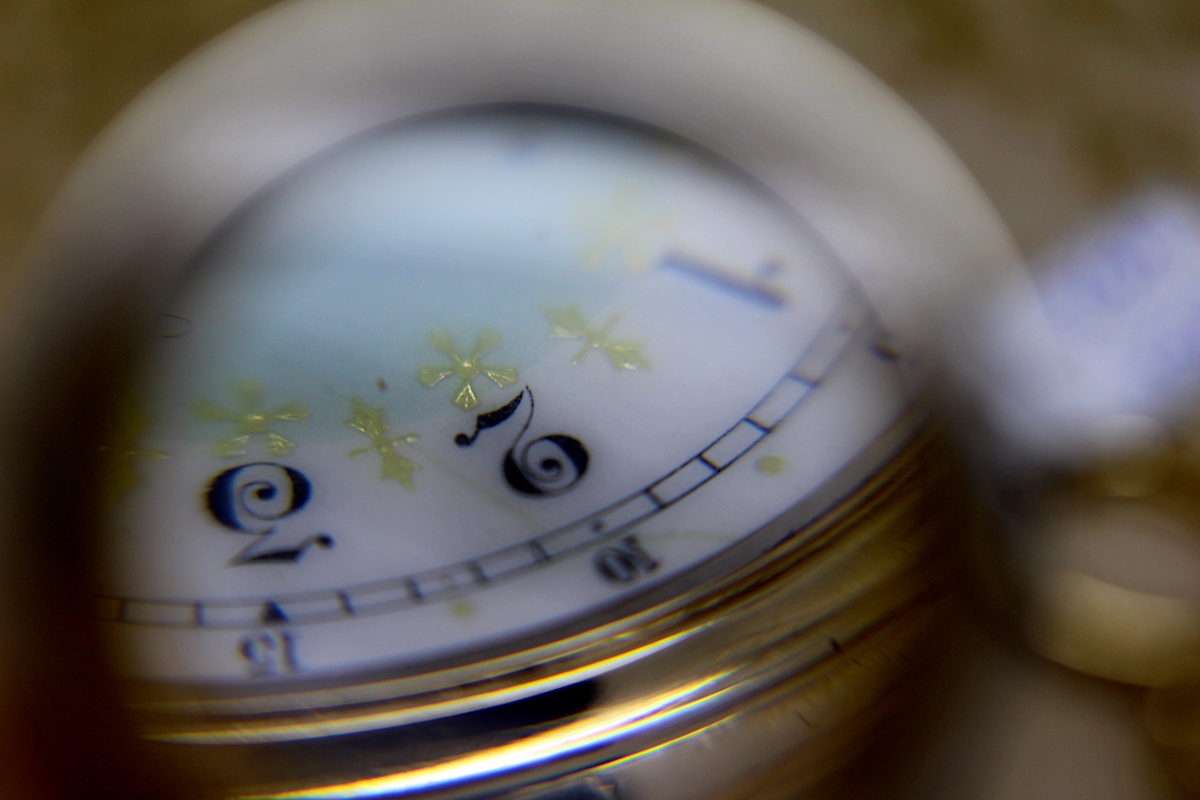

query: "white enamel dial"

left=98, top=108, right=912, bottom=684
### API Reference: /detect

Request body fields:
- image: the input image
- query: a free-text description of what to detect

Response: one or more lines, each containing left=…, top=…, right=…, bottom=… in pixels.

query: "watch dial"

left=97, top=108, right=911, bottom=683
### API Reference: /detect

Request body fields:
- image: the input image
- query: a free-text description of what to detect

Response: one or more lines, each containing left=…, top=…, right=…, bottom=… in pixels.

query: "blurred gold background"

left=3, top=0, right=1198, bottom=275
left=1, top=1, right=1199, bottom=798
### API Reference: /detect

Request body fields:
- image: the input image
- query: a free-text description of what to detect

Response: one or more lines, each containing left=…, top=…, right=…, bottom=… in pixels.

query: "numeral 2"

left=206, top=462, right=334, bottom=565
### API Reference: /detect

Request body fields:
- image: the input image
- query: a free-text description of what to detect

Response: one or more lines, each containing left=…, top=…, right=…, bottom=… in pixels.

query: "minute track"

left=95, top=290, right=874, bottom=630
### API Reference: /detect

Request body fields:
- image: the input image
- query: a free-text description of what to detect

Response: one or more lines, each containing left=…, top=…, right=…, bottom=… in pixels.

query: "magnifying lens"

left=0, top=1, right=1019, bottom=798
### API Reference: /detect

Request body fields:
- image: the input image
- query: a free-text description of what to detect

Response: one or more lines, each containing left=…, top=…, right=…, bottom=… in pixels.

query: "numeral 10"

left=594, top=536, right=660, bottom=584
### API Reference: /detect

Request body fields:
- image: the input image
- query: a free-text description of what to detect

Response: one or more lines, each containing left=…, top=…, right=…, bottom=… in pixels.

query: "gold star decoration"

left=194, top=379, right=309, bottom=458
left=417, top=331, right=519, bottom=411
left=99, top=405, right=169, bottom=502
left=577, top=185, right=672, bottom=273
left=345, top=396, right=420, bottom=489
left=544, top=305, right=651, bottom=371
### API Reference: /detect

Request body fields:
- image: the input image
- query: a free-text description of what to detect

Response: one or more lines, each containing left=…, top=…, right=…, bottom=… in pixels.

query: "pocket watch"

left=0, top=1, right=1018, bottom=798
